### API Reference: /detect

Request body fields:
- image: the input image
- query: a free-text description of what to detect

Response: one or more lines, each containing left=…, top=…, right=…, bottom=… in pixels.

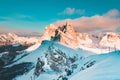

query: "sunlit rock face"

left=41, top=23, right=92, bottom=48
left=55, top=23, right=79, bottom=47
left=40, top=24, right=56, bottom=41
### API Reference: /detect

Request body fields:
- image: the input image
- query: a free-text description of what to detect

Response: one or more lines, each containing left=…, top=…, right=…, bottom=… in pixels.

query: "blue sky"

left=0, top=0, right=120, bottom=34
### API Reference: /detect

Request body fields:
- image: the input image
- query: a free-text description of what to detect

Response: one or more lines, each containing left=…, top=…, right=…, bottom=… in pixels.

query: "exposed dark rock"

left=0, top=44, right=29, bottom=67
left=0, top=62, right=34, bottom=80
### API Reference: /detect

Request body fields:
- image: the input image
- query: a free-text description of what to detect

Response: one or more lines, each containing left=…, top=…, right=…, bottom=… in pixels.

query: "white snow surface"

left=3, top=40, right=119, bottom=80
left=25, top=43, right=41, bottom=52
left=70, top=51, right=120, bottom=80
left=8, top=40, right=95, bottom=80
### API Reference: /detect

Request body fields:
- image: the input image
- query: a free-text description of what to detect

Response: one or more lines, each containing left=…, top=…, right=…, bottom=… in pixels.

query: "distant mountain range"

left=0, top=33, right=40, bottom=46
left=1, top=23, right=120, bottom=53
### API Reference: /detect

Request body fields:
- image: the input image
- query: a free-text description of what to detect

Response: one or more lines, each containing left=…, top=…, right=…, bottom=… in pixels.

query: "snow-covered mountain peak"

left=44, top=24, right=56, bottom=32
left=0, top=33, right=40, bottom=46
left=7, top=32, right=18, bottom=37
left=104, top=32, right=120, bottom=39
left=99, top=32, right=120, bottom=49
left=0, top=32, right=18, bottom=45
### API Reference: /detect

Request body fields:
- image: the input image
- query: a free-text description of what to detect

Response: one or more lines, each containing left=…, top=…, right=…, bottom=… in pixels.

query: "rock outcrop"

left=41, top=23, right=92, bottom=48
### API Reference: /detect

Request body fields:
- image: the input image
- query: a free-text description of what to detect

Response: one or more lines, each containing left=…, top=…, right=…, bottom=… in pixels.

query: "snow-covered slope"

left=2, top=40, right=95, bottom=80
left=7, top=40, right=92, bottom=68
left=70, top=51, right=120, bottom=80
left=1, top=39, right=120, bottom=80
left=11, top=41, right=120, bottom=80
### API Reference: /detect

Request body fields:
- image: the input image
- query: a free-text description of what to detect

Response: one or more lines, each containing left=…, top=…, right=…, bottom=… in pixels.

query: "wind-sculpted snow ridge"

left=2, top=40, right=94, bottom=80
left=70, top=51, right=120, bottom=80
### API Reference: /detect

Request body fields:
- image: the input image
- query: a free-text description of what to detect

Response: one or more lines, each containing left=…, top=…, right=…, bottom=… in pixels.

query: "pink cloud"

left=55, top=9, right=120, bottom=32
left=104, top=9, right=119, bottom=18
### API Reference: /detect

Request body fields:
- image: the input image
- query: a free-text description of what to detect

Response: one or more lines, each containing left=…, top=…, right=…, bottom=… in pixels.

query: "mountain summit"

left=39, top=23, right=120, bottom=53
left=41, top=23, right=92, bottom=48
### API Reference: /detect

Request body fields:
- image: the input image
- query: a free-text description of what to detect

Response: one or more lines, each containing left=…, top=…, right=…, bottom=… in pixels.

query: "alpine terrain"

left=0, top=23, right=120, bottom=80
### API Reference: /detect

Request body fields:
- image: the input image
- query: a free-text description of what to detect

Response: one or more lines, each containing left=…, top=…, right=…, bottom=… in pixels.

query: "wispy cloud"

left=58, top=7, right=85, bottom=15
left=0, top=14, right=39, bottom=34
left=0, top=16, right=12, bottom=21
left=55, top=9, right=120, bottom=32
left=0, top=15, right=49, bottom=34
left=0, top=14, right=33, bottom=21
left=14, top=14, right=33, bottom=21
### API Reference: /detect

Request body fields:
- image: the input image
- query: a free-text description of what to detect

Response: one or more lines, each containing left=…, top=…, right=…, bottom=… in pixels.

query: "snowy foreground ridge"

left=1, top=40, right=119, bottom=80
left=0, top=23, right=120, bottom=80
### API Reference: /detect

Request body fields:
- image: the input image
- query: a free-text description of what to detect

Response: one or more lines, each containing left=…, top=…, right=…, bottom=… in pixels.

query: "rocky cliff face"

left=41, top=23, right=92, bottom=48
left=40, top=24, right=56, bottom=41
left=54, top=23, right=78, bottom=47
